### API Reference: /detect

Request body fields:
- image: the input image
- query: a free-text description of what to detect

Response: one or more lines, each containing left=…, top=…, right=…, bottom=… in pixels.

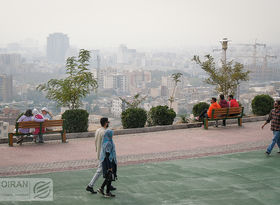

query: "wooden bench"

left=8, top=120, right=66, bottom=146
left=204, top=107, right=244, bottom=129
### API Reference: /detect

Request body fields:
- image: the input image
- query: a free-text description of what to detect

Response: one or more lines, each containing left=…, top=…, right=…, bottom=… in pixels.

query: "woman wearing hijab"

left=97, top=129, right=117, bottom=198
left=32, top=108, right=45, bottom=143
left=16, top=109, right=33, bottom=144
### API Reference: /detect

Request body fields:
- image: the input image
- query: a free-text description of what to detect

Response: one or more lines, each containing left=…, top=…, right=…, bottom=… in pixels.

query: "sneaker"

left=16, top=136, right=24, bottom=144
left=97, top=188, right=105, bottom=195
left=215, top=121, right=218, bottom=127
left=265, top=151, right=270, bottom=156
left=110, top=185, right=116, bottom=191
left=33, top=136, right=38, bottom=143
left=86, top=186, right=97, bottom=194
left=104, top=192, right=115, bottom=198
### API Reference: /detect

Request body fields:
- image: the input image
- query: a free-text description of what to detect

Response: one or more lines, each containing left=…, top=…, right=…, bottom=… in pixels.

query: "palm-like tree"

left=169, top=72, right=183, bottom=109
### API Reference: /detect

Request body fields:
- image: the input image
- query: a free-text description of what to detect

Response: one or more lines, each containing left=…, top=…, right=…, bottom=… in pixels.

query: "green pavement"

left=3, top=150, right=280, bottom=205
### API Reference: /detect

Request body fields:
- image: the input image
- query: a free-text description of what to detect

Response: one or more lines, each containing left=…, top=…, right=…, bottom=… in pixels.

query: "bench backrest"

left=16, top=120, right=64, bottom=132
left=211, top=107, right=244, bottom=120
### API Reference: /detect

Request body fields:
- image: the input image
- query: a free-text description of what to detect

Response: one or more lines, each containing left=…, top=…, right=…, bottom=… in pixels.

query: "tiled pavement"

left=0, top=121, right=273, bottom=176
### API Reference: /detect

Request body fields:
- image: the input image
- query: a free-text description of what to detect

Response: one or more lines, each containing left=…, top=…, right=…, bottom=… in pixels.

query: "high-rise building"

left=90, top=50, right=101, bottom=70
left=46, top=33, right=69, bottom=64
left=0, top=54, right=21, bottom=74
left=103, top=74, right=128, bottom=93
left=0, top=54, right=21, bottom=65
left=117, top=44, right=136, bottom=65
left=97, top=68, right=117, bottom=89
left=113, top=74, right=128, bottom=93
left=0, top=74, right=13, bottom=102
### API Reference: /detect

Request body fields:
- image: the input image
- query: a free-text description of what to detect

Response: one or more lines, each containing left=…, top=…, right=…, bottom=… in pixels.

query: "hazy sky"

left=0, top=0, right=279, bottom=49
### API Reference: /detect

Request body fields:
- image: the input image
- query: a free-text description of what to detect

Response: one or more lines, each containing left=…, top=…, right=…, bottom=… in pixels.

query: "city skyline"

left=0, top=0, right=280, bottom=49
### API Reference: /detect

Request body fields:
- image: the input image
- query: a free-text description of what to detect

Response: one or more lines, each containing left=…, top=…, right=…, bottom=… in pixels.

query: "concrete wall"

left=1, top=116, right=267, bottom=144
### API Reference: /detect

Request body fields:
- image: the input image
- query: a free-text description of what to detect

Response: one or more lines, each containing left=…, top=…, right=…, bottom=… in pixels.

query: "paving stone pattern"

left=0, top=121, right=272, bottom=176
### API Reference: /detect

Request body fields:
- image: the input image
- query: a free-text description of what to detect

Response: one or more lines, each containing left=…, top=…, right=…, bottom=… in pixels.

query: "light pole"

left=220, top=38, right=239, bottom=99
left=220, top=38, right=229, bottom=64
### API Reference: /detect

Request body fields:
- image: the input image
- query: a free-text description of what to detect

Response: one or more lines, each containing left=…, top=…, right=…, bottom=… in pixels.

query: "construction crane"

left=234, top=40, right=266, bottom=69
left=236, top=54, right=277, bottom=82
left=263, top=55, right=277, bottom=70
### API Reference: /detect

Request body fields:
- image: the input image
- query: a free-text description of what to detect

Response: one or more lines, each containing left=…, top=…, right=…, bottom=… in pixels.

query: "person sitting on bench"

left=219, top=94, right=229, bottom=126
left=32, top=109, right=46, bottom=143
left=228, top=95, right=239, bottom=107
left=16, top=109, right=33, bottom=144
left=198, top=97, right=221, bottom=125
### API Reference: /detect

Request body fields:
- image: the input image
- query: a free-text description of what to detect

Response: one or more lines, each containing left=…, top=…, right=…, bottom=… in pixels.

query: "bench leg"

left=204, top=119, right=208, bottom=129
left=238, top=118, right=242, bottom=126
left=8, top=133, right=13, bottom=147
left=61, top=130, right=66, bottom=143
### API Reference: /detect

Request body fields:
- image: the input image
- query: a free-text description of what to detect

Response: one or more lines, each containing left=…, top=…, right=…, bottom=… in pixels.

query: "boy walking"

left=261, top=101, right=280, bottom=155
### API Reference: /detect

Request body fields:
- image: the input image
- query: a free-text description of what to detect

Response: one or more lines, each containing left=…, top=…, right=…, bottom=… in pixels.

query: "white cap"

left=41, top=107, right=48, bottom=112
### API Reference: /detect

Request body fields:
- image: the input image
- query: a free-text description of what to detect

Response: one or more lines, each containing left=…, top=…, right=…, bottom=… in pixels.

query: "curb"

left=0, top=116, right=266, bottom=144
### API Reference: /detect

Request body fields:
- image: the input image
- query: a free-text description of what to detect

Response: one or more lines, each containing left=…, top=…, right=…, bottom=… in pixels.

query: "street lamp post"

left=220, top=38, right=229, bottom=64
left=220, top=37, right=240, bottom=100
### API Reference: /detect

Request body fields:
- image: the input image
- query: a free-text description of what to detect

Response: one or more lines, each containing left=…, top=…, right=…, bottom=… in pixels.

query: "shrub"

left=121, top=108, right=147, bottom=129
left=251, top=94, right=274, bottom=116
left=180, top=115, right=189, bottom=123
left=62, top=109, right=89, bottom=133
left=148, top=105, right=176, bottom=126
left=192, top=102, right=210, bottom=116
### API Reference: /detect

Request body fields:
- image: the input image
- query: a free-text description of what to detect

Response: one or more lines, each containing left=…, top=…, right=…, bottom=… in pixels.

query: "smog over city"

left=0, top=0, right=280, bottom=130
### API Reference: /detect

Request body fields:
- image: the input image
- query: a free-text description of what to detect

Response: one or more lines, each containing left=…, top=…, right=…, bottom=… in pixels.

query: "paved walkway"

left=0, top=121, right=273, bottom=176
left=4, top=150, right=280, bottom=205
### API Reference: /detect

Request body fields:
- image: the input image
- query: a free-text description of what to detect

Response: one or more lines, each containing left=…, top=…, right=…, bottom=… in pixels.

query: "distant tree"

left=192, top=55, right=249, bottom=96
left=119, top=93, right=147, bottom=109
left=37, top=49, right=98, bottom=109
left=169, top=72, right=183, bottom=109
left=25, top=89, right=47, bottom=104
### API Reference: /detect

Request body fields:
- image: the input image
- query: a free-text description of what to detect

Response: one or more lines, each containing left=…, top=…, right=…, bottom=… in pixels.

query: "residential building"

left=111, top=98, right=125, bottom=118
left=150, top=87, right=161, bottom=98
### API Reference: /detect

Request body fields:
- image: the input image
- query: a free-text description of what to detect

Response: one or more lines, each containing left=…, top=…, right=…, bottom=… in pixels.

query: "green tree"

left=192, top=55, right=249, bottom=96
left=169, top=72, right=183, bottom=108
left=37, top=49, right=98, bottom=109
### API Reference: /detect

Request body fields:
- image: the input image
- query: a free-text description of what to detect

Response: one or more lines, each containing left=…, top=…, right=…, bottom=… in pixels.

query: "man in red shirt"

left=228, top=95, right=239, bottom=107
